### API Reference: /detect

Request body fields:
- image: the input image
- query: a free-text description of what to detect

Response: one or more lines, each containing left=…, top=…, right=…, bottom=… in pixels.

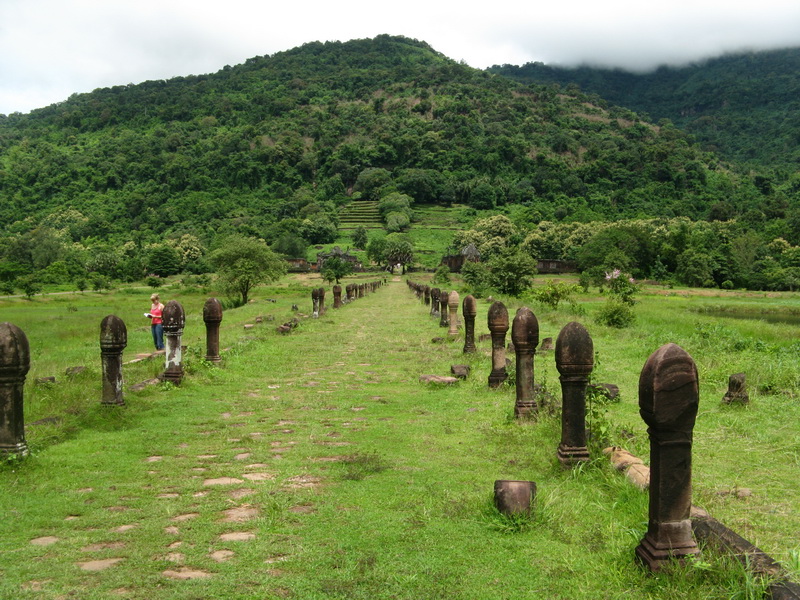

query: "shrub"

left=596, top=299, right=635, bottom=328
left=531, top=280, right=580, bottom=310
left=431, top=265, right=451, bottom=285
left=145, top=275, right=163, bottom=288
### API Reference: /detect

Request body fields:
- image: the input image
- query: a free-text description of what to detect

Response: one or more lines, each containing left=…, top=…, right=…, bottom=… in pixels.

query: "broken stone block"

left=722, top=373, right=749, bottom=405
left=419, top=375, right=459, bottom=385
left=450, top=365, right=470, bottom=379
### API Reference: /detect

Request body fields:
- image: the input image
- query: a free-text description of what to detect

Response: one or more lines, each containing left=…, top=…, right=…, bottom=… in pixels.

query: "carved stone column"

left=511, top=307, right=539, bottom=417
left=318, top=287, right=326, bottom=315
left=161, top=301, right=186, bottom=385
left=462, top=295, right=477, bottom=353
left=333, top=285, right=342, bottom=308
left=202, top=297, right=223, bottom=364
left=424, top=285, right=431, bottom=306
left=555, top=322, right=593, bottom=465
left=439, top=294, right=449, bottom=328
left=0, top=322, right=30, bottom=456
left=635, top=343, right=700, bottom=570
left=100, top=315, right=127, bottom=406
left=430, top=288, right=440, bottom=318
left=487, top=301, right=509, bottom=388
left=447, top=291, right=460, bottom=337
left=311, top=288, right=320, bottom=318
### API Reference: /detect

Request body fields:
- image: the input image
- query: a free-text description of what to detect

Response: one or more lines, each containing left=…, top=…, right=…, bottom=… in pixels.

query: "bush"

left=431, top=265, right=451, bottom=285
left=146, top=275, right=163, bottom=288
left=531, top=280, right=580, bottom=310
left=596, top=299, right=635, bottom=328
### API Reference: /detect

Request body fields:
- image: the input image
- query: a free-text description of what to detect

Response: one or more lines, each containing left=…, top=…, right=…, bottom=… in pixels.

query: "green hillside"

left=489, top=47, right=800, bottom=171
left=0, top=35, right=798, bottom=292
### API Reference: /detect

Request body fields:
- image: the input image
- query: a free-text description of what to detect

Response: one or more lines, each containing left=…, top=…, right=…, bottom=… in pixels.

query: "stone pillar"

left=462, top=295, right=477, bottom=353
left=438, top=294, right=449, bottom=328
left=511, top=307, right=539, bottom=417
left=100, top=315, right=127, bottom=406
left=635, top=343, right=700, bottom=570
left=332, top=285, right=342, bottom=308
left=0, top=322, right=30, bottom=456
left=359, top=284, right=365, bottom=298
left=555, top=322, right=593, bottom=465
left=447, top=291, right=460, bottom=337
left=202, top=297, right=223, bottom=364
left=311, top=288, right=320, bottom=318
left=424, top=286, right=431, bottom=306
left=318, top=287, right=326, bottom=315
left=487, top=301, right=509, bottom=388
left=345, top=284, right=354, bottom=303
left=430, top=288, right=440, bottom=318
left=161, top=301, right=186, bottom=385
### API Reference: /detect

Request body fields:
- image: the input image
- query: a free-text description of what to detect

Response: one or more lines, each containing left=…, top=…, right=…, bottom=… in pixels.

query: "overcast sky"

left=2, top=0, right=800, bottom=115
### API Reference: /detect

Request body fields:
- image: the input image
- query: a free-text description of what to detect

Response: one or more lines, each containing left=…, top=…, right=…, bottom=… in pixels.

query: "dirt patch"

left=234, top=453, right=252, bottom=460
left=283, top=475, right=323, bottom=490
left=165, top=552, right=184, bottom=563
left=288, top=504, right=316, bottom=514
left=30, top=536, right=59, bottom=546
left=204, top=477, right=244, bottom=486
left=242, top=472, right=275, bottom=482
left=22, top=581, right=49, bottom=591
left=164, top=526, right=179, bottom=535
left=312, top=456, right=344, bottom=462
left=162, top=567, right=212, bottom=580
left=82, top=541, right=125, bottom=552
left=145, top=456, right=163, bottom=463
left=230, top=488, right=256, bottom=500
left=197, top=454, right=218, bottom=460
left=172, top=513, right=199, bottom=522
left=244, top=463, right=269, bottom=469
left=112, top=524, right=137, bottom=533
left=219, top=531, right=256, bottom=542
left=158, top=493, right=179, bottom=499
left=210, top=549, right=235, bottom=562
left=78, top=558, right=124, bottom=571
left=220, top=506, right=260, bottom=522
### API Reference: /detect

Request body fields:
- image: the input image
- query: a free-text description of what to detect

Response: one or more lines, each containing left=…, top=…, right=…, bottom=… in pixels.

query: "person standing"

left=146, top=293, right=165, bottom=350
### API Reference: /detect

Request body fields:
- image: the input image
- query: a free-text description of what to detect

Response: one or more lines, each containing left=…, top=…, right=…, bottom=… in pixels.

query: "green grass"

left=0, top=276, right=798, bottom=599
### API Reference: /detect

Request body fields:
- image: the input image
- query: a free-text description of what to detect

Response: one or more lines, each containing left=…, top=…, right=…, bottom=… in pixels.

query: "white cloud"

left=1, top=0, right=799, bottom=114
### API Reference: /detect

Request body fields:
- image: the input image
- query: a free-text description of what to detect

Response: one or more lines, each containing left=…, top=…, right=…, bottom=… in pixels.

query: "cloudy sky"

left=2, top=0, right=799, bottom=115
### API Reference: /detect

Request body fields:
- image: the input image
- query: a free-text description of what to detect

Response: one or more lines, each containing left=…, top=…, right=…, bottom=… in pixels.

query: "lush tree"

left=485, top=249, right=537, bottom=296
left=351, top=227, right=368, bottom=250
left=384, top=234, right=415, bottom=274
left=366, top=237, right=388, bottom=269
left=272, top=233, right=309, bottom=259
left=320, top=256, right=354, bottom=284
left=210, top=236, right=287, bottom=305
left=146, top=244, right=182, bottom=277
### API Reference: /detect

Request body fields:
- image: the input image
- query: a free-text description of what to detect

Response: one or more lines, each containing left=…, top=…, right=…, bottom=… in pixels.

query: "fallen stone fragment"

left=220, top=506, right=260, bottom=522
left=419, top=375, right=459, bottom=385
left=450, top=365, right=470, bottom=379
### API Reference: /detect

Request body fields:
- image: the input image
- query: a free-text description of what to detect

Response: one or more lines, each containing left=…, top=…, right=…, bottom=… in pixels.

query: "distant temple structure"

left=315, top=246, right=362, bottom=271
left=439, top=243, right=575, bottom=274
left=439, top=244, right=481, bottom=272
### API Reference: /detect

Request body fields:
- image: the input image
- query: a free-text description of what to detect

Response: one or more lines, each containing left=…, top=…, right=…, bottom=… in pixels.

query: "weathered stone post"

left=430, top=288, right=440, bottom=318
left=511, top=307, right=539, bottom=417
left=494, top=480, right=537, bottom=516
left=447, top=291, right=460, bottom=337
left=424, top=286, right=431, bottom=306
left=555, top=322, right=593, bottom=465
left=100, top=315, right=127, bottom=406
left=0, top=322, right=30, bottom=456
left=439, top=294, right=449, bottom=328
left=462, top=295, right=477, bottom=353
left=333, top=285, right=343, bottom=308
left=722, top=373, right=748, bottom=404
left=202, top=297, right=223, bottom=364
left=311, top=288, right=320, bottom=318
left=488, top=301, right=509, bottom=388
left=345, top=284, right=354, bottom=303
left=318, top=287, right=326, bottom=315
left=635, top=343, right=700, bottom=570
left=161, top=300, right=186, bottom=385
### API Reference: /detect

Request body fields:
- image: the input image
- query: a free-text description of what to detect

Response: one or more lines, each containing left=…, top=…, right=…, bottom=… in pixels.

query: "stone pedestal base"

left=494, top=480, right=536, bottom=516
left=488, top=371, right=508, bottom=388
left=557, top=443, right=590, bottom=466
left=514, top=401, right=538, bottom=418
left=0, top=441, right=28, bottom=456
left=635, top=522, right=699, bottom=571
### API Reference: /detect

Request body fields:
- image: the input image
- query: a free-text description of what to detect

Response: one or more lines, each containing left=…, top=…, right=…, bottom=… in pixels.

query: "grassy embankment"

left=1, top=273, right=799, bottom=599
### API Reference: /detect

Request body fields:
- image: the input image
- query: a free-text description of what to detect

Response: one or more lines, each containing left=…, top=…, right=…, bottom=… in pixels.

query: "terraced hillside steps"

left=338, top=200, right=383, bottom=230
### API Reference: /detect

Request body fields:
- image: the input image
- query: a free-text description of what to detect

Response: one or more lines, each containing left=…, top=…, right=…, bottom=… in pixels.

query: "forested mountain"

left=489, top=47, right=800, bottom=171
left=0, top=35, right=798, bottom=291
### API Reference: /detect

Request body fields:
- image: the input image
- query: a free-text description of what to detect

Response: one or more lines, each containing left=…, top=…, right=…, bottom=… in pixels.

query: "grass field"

left=1, top=275, right=798, bottom=599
